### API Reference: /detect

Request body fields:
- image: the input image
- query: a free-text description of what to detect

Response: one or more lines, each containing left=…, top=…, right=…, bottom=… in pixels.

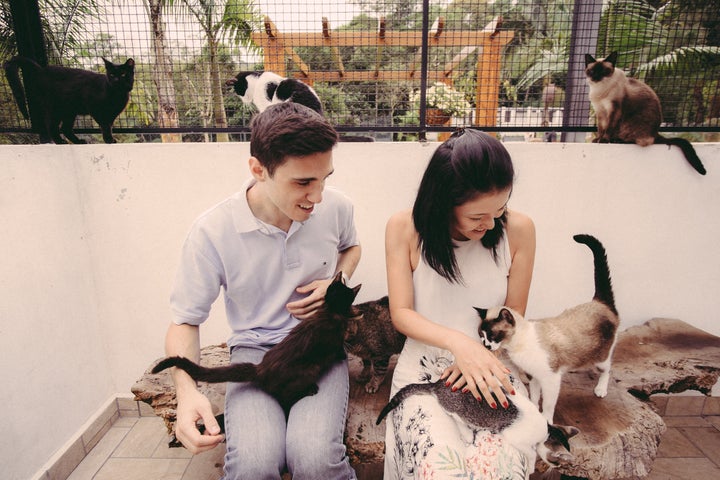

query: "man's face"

left=260, top=151, right=334, bottom=227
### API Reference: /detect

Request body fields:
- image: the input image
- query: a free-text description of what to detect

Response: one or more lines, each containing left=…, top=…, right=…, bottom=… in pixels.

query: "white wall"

left=1, top=141, right=718, bottom=480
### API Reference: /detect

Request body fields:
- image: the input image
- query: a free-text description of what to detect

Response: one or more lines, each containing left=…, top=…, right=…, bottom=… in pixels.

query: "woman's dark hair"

left=412, top=129, right=515, bottom=283
left=250, top=102, right=338, bottom=176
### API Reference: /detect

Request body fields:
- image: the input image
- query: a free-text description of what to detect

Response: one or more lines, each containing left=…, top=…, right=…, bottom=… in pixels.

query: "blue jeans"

left=222, top=345, right=356, bottom=480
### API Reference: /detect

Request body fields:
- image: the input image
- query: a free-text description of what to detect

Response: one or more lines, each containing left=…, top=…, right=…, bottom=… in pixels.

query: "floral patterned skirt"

left=383, top=342, right=529, bottom=480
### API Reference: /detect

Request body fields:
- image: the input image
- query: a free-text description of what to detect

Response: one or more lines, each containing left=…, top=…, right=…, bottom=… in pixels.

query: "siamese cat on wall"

left=585, top=51, right=706, bottom=175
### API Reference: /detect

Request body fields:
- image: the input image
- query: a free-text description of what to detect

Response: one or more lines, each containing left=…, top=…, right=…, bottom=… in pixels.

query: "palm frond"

left=635, top=46, right=720, bottom=79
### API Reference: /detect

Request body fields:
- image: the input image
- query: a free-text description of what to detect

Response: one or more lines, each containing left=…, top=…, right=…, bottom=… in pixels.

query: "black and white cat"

left=376, top=378, right=579, bottom=476
left=585, top=52, right=706, bottom=175
left=4, top=56, right=135, bottom=144
left=476, top=234, right=620, bottom=424
left=226, top=71, right=322, bottom=114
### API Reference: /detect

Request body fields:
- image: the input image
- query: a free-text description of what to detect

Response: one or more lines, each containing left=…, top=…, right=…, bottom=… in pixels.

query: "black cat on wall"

left=4, top=56, right=135, bottom=144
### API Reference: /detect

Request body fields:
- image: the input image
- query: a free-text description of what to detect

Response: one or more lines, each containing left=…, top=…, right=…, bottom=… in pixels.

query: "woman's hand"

left=443, top=334, right=515, bottom=408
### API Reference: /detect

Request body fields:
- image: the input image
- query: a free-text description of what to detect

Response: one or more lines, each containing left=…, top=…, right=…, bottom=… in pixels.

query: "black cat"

left=152, top=272, right=361, bottom=414
left=4, top=56, right=135, bottom=144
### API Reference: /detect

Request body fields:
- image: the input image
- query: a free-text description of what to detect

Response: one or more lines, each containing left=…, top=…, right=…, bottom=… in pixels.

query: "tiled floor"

left=63, top=395, right=720, bottom=480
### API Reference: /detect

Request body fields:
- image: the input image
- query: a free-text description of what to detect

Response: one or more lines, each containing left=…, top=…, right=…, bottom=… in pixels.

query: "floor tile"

left=93, top=458, right=189, bottom=480
left=645, top=457, right=720, bottom=478
left=656, top=428, right=703, bottom=457
left=180, top=446, right=226, bottom=480
left=663, top=415, right=712, bottom=427
left=67, top=427, right=130, bottom=480
left=680, top=426, right=720, bottom=466
left=112, top=417, right=168, bottom=458
left=706, top=416, right=720, bottom=430
left=665, top=396, right=705, bottom=416
left=704, top=397, right=720, bottom=416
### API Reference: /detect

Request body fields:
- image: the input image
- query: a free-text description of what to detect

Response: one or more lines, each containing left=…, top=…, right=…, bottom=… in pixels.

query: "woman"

left=384, top=129, right=536, bottom=479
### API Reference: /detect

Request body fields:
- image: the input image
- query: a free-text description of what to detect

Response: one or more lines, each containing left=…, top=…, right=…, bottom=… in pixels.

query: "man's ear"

left=249, top=156, right=267, bottom=181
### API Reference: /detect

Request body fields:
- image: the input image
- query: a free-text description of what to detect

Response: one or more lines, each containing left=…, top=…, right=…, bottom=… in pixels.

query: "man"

left=164, top=102, right=361, bottom=479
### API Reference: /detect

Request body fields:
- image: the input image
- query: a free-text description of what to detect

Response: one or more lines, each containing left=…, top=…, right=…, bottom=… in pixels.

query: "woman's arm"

left=385, top=211, right=514, bottom=407
left=505, top=210, right=536, bottom=316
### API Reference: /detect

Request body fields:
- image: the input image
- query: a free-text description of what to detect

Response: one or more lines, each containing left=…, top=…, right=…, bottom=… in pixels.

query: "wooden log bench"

left=132, top=318, right=720, bottom=479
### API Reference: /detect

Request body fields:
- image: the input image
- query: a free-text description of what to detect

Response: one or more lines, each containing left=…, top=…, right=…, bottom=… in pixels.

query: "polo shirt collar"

left=232, top=178, right=313, bottom=235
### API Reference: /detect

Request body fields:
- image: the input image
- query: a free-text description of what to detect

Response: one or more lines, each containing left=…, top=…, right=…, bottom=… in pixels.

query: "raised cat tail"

left=152, top=356, right=258, bottom=383
left=654, top=136, right=706, bottom=175
left=376, top=383, right=425, bottom=425
left=573, top=234, right=617, bottom=315
left=3, top=56, right=39, bottom=119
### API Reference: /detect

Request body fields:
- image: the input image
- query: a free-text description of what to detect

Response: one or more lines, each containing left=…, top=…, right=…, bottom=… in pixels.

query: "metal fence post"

left=561, top=0, right=603, bottom=143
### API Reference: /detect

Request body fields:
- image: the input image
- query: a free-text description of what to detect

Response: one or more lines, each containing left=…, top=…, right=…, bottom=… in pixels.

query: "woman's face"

left=450, top=187, right=511, bottom=241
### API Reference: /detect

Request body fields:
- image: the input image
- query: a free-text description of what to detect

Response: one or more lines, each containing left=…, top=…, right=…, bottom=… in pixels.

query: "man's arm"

left=164, top=322, right=224, bottom=453
left=287, top=244, right=362, bottom=319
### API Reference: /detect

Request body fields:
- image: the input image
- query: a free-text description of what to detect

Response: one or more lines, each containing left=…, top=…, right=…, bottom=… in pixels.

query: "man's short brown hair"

left=250, top=103, right=339, bottom=176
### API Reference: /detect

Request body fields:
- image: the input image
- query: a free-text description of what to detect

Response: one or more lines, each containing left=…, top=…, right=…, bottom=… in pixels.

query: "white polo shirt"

left=170, top=178, right=359, bottom=348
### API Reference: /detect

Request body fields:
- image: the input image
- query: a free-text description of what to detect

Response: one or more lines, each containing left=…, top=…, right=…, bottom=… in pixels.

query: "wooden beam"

left=251, top=29, right=507, bottom=48
left=322, top=17, right=345, bottom=78
left=374, top=17, right=386, bottom=78
left=409, top=17, right=444, bottom=78
left=259, top=16, right=311, bottom=77
left=288, top=70, right=456, bottom=82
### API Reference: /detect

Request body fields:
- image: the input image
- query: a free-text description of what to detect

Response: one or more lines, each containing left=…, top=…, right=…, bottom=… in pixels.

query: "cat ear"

left=499, top=308, right=515, bottom=326
left=352, top=284, right=362, bottom=297
left=584, top=53, right=596, bottom=66
left=332, top=271, right=344, bottom=283
left=606, top=51, right=618, bottom=65
left=473, top=307, right=488, bottom=320
left=125, top=58, right=135, bottom=67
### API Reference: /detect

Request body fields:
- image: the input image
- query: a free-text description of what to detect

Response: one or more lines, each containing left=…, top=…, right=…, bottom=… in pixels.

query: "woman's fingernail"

left=491, top=402, right=497, bottom=409
left=511, top=389, right=516, bottom=395
left=445, top=381, right=451, bottom=387
left=451, top=386, right=458, bottom=392
left=502, top=401, right=509, bottom=409
left=462, top=388, right=469, bottom=394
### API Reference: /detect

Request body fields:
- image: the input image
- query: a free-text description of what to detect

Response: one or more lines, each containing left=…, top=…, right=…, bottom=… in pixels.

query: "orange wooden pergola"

left=251, top=16, right=513, bottom=127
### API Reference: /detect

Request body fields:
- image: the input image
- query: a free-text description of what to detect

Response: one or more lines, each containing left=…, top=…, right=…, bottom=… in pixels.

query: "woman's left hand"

left=444, top=334, right=516, bottom=408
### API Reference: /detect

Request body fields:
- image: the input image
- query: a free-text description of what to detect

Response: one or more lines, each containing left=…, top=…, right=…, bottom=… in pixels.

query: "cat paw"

left=594, top=385, right=608, bottom=398
left=364, top=376, right=383, bottom=394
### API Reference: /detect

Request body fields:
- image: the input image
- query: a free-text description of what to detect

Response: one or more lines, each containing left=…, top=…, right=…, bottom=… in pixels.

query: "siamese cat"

left=584, top=52, right=706, bottom=175
left=152, top=272, right=360, bottom=414
left=345, top=295, right=406, bottom=393
left=226, top=70, right=322, bottom=114
left=476, top=234, right=619, bottom=423
left=4, top=56, right=135, bottom=144
left=376, top=378, right=579, bottom=475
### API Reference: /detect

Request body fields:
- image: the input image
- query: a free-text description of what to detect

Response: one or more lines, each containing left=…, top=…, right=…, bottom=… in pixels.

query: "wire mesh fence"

left=1, top=0, right=719, bottom=143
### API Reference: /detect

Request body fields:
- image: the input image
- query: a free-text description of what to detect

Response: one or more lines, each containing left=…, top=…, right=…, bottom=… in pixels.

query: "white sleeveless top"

left=391, top=233, right=511, bottom=390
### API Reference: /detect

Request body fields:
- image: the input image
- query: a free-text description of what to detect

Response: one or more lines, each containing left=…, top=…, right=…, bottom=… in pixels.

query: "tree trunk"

left=148, top=0, right=181, bottom=143
left=208, top=36, right=229, bottom=142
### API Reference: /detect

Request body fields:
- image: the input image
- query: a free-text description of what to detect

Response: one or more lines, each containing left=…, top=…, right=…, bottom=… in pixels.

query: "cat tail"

left=3, top=56, right=33, bottom=119
left=375, top=383, right=425, bottom=425
left=655, top=135, right=707, bottom=175
left=573, top=234, right=617, bottom=315
left=151, top=356, right=258, bottom=383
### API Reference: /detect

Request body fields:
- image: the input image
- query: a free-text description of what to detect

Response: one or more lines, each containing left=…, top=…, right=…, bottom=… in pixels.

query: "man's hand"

left=174, top=388, right=224, bottom=454
left=286, top=277, right=333, bottom=319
